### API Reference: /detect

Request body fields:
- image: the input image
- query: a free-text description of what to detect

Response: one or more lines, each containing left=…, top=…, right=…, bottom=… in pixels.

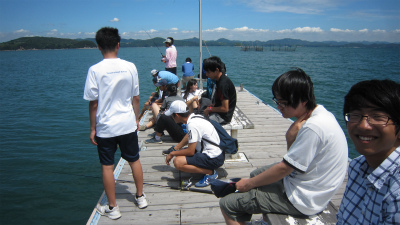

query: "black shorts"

left=96, top=132, right=140, bottom=165
left=165, top=67, right=177, bottom=75
left=186, top=152, right=225, bottom=170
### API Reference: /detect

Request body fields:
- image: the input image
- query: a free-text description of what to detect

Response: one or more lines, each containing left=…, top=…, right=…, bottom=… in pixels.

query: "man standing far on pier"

left=219, top=68, right=348, bottom=225
left=161, top=37, right=177, bottom=75
left=83, top=27, right=147, bottom=220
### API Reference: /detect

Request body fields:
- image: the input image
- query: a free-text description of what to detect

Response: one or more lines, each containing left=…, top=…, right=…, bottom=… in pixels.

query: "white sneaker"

left=135, top=193, right=148, bottom=209
left=96, top=204, right=121, bottom=220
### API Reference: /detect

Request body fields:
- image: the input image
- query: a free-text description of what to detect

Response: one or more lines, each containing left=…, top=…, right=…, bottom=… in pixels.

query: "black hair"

left=174, top=111, right=191, bottom=118
left=183, top=79, right=198, bottom=100
left=186, top=57, right=192, bottom=62
left=167, top=84, right=177, bottom=96
left=272, top=68, right=316, bottom=110
left=95, top=27, right=121, bottom=53
left=203, top=56, right=226, bottom=74
left=343, top=79, right=400, bottom=133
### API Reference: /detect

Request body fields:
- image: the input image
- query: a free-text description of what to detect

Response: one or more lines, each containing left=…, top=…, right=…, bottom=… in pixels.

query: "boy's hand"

left=235, top=178, right=253, bottom=192
left=286, top=111, right=311, bottom=149
left=165, top=154, right=173, bottom=165
left=90, top=130, right=98, bottom=146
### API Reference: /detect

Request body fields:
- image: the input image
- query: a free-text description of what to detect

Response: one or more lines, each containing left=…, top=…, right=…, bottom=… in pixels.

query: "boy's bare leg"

left=129, top=159, right=144, bottom=196
left=102, top=164, right=117, bottom=207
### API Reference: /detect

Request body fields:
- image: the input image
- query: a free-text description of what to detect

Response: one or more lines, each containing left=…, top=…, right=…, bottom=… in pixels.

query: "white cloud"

left=359, top=29, right=368, bottom=33
left=204, top=27, right=228, bottom=32
left=110, top=18, right=120, bottom=22
left=373, top=29, right=386, bottom=33
left=232, top=27, right=269, bottom=32
left=276, top=27, right=323, bottom=33
left=242, top=0, right=339, bottom=14
left=330, top=28, right=354, bottom=33
left=170, top=28, right=178, bottom=31
left=276, top=29, right=292, bottom=34
left=15, top=29, right=29, bottom=33
left=293, top=27, right=323, bottom=33
left=182, top=30, right=195, bottom=34
left=394, top=29, right=400, bottom=33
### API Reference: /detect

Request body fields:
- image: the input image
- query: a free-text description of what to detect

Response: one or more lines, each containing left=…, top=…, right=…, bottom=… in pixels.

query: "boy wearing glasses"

left=220, top=68, right=348, bottom=225
left=337, top=79, right=400, bottom=225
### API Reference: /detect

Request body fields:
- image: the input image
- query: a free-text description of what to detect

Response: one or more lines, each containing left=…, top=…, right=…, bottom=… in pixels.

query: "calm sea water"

left=0, top=46, right=399, bottom=224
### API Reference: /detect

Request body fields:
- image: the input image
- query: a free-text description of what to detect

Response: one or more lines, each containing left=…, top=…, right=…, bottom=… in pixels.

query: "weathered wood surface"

left=222, top=106, right=255, bottom=131
left=265, top=202, right=339, bottom=225
left=90, top=87, right=347, bottom=225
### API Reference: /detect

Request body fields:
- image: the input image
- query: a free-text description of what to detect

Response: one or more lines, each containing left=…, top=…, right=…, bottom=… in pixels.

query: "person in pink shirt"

left=162, top=37, right=177, bottom=75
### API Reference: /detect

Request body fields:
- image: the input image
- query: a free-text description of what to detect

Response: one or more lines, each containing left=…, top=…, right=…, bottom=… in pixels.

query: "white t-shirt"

left=187, top=114, right=222, bottom=158
left=83, top=58, right=140, bottom=138
left=283, top=105, right=348, bottom=215
left=181, top=89, right=203, bottom=102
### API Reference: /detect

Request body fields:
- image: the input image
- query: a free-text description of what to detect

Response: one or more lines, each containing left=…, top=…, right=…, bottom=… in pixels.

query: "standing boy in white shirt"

left=83, top=27, right=147, bottom=220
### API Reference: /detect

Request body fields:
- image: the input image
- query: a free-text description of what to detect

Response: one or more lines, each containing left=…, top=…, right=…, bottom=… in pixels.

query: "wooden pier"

left=87, top=87, right=347, bottom=225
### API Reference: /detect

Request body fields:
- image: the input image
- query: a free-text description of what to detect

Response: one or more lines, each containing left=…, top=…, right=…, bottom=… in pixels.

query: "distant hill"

left=0, top=37, right=96, bottom=51
left=1, top=36, right=399, bottom=51
left=118, top=37, right=400, bottom=48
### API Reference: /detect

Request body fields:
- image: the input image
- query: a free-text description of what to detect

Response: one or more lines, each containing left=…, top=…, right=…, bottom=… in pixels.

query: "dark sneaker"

left=162, top=146, right=176, bottom=155
left=148, top=132, right=165, bottom=137
left=195, top=170, right=218, bottom=187
left=145, top=137, right=162, bottom=144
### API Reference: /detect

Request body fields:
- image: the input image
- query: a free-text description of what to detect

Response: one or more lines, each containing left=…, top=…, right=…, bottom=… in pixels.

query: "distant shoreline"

left=1, top=36, right=399, bottom=51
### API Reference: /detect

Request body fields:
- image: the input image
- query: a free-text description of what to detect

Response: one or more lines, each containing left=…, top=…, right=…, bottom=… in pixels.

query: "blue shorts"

left=96, top=131, right=140, bottom=165
left=186, top=152, right=225, bottom=170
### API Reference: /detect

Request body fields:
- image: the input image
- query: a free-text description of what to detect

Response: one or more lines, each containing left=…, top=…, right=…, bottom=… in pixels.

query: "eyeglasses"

left=272, top=97, right=288, bottom=108
left=344, top=113, right=394, bottom=125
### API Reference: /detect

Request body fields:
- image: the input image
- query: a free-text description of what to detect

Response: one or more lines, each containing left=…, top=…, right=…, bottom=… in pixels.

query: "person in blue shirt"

left=181, top=57, right=195, bottom=89
left=151, top=69, right=179, bottom=87
left=337, top=79, right=400, bottom=225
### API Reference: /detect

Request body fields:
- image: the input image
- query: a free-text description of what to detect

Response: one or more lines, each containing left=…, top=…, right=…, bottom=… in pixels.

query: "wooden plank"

left=91, top=87, right=347, bottom=225
left=264, top=202, right=338, bottom=225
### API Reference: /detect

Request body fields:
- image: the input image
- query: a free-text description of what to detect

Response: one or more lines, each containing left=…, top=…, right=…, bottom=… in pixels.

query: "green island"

left=1, top=36, right=399, bottom=51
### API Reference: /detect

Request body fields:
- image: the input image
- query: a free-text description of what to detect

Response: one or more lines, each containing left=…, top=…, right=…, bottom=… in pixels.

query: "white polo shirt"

left=187, top=114, right=222, bottom=158
left=283, top=105, right=348, bottom=215
left=83, top=58, right=139, bottom=138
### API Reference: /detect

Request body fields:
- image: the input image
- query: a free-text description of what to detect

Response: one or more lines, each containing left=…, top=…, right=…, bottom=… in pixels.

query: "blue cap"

left=155, top=79, right=168, bottom=87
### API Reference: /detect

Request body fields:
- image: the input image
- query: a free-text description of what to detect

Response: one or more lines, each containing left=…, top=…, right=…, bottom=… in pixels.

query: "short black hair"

left=95, top=27, right=121, bottom=52
left=174, top=111, right=191, bottom=118
left=186, top=57, right=192, bottom=62
left=343, top=79, right=400, bottom=133
left=203, top=56, right=226, bottom=74
left=272, top=68, right=316, bottom=110
left=167, top=84, right=177, bottom=96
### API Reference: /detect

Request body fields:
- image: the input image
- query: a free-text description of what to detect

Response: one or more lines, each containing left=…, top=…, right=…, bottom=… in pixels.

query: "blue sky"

left=1, top=0, right=399, bottom=43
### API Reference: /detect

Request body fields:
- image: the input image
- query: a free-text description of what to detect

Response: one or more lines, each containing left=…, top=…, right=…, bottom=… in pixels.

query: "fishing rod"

left=49, top=171, right=213, bottom=194
left=203, top=40, right=211, bottom=56
left=143, top=29, right=164, bottom=57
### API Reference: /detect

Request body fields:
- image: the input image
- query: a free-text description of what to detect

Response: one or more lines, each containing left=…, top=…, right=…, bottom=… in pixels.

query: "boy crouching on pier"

left=165, top=100, right=225, bottom=187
